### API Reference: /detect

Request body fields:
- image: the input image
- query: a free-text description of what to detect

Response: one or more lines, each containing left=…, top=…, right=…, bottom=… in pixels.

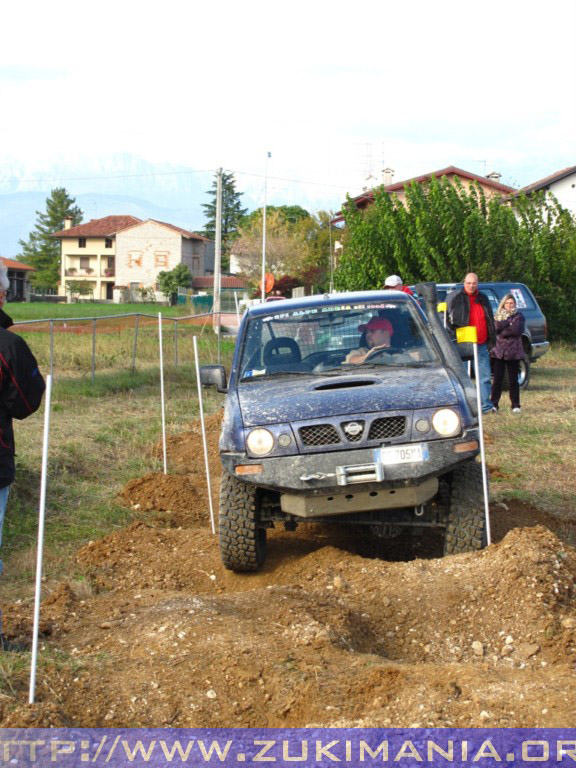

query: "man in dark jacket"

left=0, top=287, right=14, bottom=330
left=446, top=273, right=496, bottom=414
left=0, top=328, right=45, bottom=575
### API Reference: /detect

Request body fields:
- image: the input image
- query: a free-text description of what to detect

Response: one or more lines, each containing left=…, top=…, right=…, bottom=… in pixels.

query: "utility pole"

left=328, top=220, right=334, bottom=293
left=261, top=152, right=271, bottom=302
left=213, top=168, right=223, bottom=354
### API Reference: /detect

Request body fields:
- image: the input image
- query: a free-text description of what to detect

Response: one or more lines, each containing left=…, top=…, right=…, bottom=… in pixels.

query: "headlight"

left=246, top=428, right=275, bottom=456
left=432, top=408, right=461, bottom=437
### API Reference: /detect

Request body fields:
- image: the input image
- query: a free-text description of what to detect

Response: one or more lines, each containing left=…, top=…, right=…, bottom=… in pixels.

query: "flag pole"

left=457, top=326, right=491, bottom=545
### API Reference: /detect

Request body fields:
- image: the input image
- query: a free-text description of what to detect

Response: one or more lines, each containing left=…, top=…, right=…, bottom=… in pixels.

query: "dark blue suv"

left=201, top=284, right=486, bottom=571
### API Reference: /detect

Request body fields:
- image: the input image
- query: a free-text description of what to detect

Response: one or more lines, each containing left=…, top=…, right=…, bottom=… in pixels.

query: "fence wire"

left=13, top=312, right=239, bottom=382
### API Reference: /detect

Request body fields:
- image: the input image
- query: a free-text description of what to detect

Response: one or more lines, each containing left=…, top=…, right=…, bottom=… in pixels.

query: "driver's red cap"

left=358, top=316, right=393, bottom=334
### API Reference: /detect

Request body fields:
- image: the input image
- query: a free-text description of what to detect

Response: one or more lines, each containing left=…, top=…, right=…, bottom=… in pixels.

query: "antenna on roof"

left=474, top=160, right=488, bottom=176
left=363, top=142, right=378, bottom=190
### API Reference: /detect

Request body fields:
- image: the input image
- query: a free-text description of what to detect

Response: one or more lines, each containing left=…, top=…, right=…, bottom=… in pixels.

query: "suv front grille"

left=299, top=424, right=341, bottom=446
left=341, top=421, right=365, bottom=442
left=368, top=416, right=406, bottom=441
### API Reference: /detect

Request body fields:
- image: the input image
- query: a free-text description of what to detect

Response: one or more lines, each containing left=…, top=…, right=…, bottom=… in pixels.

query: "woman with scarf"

left=490, top=294, right=526, bottom=413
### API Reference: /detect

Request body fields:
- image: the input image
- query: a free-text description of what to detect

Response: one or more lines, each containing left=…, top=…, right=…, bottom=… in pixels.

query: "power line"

left=0, top=164, right=352, bottom=193
left=0, top=168, right=215, bottom=186
left=227, top=168, right=350, bottom=191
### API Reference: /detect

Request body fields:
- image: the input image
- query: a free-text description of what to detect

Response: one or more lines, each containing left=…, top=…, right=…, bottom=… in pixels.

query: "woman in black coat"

left=490, top=294, right=526, bottom=413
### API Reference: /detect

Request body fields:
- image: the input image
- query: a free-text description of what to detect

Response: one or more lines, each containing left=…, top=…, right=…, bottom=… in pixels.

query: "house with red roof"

left=515, top=165, right=576, bottom=216
left=333, top=166, right=517, bottom=224
left=0, top=258, right=35, bottom=301
left=52, top=215, right=214, bottom=301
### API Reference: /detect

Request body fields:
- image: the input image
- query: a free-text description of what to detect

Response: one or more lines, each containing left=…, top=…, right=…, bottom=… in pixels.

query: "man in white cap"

left=384, top=274, right=413, bottom=295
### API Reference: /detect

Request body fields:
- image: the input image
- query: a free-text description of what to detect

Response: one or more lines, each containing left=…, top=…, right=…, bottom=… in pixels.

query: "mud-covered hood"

left=238, top=366, right=459, bottom=426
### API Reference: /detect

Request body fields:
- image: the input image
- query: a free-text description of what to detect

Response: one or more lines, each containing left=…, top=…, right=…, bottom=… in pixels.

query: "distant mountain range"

left=0, top=154, right=216, bottom=258
left=0, top=153, right=341, bottom=259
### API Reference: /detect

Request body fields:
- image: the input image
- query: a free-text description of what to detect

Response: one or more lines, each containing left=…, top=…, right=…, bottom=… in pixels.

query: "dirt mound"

left=117, top=473, right=206, bottom=520
left=2, top=415, right=576, bottom=728
left=159, top=409, right=223, bottom=473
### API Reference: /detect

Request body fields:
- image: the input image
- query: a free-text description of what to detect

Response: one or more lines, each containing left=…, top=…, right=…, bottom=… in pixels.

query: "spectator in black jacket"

left=0, top=265, right=45, bottom=576
left=447, top=273, right=496, bottom=414
left=0, top=271, right=13, bottom=329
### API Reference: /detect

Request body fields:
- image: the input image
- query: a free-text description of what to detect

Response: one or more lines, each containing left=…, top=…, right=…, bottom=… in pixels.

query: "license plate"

left=374, top=443, right=429, bottom=465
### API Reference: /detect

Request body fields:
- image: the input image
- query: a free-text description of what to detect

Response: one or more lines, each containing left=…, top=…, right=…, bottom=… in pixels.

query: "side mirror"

left=200, top=364, right=228, bottom=393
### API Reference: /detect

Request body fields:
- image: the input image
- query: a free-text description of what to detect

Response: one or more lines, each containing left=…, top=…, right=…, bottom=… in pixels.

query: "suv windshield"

left=238, top=299, right=439, bottom=379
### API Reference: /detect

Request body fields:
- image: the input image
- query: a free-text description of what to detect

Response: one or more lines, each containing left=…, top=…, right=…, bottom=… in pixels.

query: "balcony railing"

left=66, top=266, right=114, bottom=278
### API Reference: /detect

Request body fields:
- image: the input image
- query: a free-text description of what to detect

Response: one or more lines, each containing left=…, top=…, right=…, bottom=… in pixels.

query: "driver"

left=345, top=316, right=393, bottom=364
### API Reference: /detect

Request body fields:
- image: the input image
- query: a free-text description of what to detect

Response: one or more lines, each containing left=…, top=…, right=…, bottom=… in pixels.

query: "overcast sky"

left=1, top=0, right=574, bottom=211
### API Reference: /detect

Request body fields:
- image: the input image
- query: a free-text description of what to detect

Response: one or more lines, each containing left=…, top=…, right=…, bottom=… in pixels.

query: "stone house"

left=52, top=215, right=214, bottom=301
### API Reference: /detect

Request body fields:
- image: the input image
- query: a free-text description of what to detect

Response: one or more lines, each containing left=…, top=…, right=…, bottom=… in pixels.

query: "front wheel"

left=502, top=358, right=531, bottom=391
left=443, top=461, right=487, bottom=555
left=219, top=472, right=267, bottom=572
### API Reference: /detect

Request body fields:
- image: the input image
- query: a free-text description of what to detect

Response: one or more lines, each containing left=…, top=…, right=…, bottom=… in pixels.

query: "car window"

left=413, top=283, right=539, bottom=314
left=481, top=289, right=499, bottom=312
left=506, top=286, right=535, bottom=310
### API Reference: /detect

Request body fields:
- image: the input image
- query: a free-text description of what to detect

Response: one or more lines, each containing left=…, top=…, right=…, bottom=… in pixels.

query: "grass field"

left=0, top=365, right=225, bottom=599
left=7, top=302, right=198, bottom=321
left=0, top=339, right=573, bottom=603
left=16, top=318, right=234, bottom=379
left=483, top=343, right=576, bottom=518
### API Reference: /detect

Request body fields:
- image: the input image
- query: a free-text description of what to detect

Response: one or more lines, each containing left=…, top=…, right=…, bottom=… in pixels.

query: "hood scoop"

left=313, top=378, right=377, bottom=391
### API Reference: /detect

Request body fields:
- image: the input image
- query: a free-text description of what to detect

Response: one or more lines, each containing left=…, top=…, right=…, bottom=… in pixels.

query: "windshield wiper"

left=240, top=369, right=313, bottom=381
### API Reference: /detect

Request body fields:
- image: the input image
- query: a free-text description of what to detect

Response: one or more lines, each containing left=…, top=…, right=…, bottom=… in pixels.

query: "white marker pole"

left=193, top=336, right=216, bottom=534
left=158, top=313, right=167, bottom=474
left=29, top=373, right=53, bottom=704
left=472, top=343, right=492, bottom=545
left=234, top=291, right=240, bottom=326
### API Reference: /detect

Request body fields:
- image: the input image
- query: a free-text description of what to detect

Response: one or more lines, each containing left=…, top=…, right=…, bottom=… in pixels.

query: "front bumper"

left=221, top=430, right=480, bottom=494
left=530, top=341, right=550, bottom=361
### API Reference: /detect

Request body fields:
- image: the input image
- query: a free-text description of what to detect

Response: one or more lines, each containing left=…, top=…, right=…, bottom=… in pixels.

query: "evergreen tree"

left=201, top=171, right=248, bottom=270
left=18, top=188, right=83, bottom=290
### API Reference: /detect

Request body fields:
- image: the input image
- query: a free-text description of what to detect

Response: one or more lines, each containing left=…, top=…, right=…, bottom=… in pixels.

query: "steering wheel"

left=364, top=346, right=401, bottom=361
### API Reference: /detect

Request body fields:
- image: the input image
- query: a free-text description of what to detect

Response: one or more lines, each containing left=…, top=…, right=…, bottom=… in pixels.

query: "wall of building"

left=548, top=175, right=576, bottom=216
left=115, top=221, right=183, bottom=290
left=61, top=235, right=116, bottom=300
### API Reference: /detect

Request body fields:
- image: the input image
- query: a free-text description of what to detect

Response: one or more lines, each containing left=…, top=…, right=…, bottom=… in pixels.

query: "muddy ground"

left=1, top=411, right=576, bottom=727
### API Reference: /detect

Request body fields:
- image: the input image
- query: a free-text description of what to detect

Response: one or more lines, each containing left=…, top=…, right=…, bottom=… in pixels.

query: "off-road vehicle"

left=201, top=283, right=486, bottom=571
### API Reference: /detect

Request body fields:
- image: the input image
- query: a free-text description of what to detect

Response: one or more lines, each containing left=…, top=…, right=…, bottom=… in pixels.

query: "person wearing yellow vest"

left=446, top=273, right=496, bottom=414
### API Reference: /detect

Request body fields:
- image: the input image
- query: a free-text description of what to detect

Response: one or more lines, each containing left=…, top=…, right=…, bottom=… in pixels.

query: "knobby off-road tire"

left=219, top=472, right=267, bottom=572
left=443, top=460, right=487, bottom=555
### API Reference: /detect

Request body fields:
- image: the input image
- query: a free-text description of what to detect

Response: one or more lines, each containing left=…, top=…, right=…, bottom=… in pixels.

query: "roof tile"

left=0, top=258, right=35, bottom=271
left=52, top=215, right=143, bottom=238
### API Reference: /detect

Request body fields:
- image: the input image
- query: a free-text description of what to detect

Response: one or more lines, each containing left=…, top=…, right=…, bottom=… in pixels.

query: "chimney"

left=486, top=171, right=502, bottom=184
left=63, top=216, right=73, bottom=230
left=382, top=167, right=395, bottom=186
